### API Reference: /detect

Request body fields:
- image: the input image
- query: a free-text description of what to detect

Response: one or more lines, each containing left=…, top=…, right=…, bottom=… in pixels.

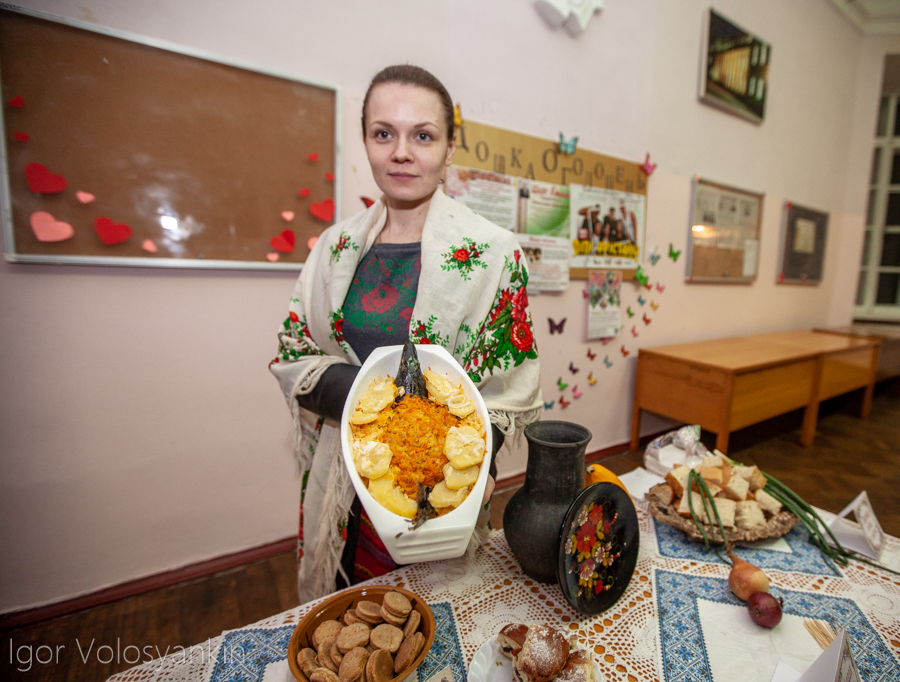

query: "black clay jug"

left=503, top=420, right=592, bottom=583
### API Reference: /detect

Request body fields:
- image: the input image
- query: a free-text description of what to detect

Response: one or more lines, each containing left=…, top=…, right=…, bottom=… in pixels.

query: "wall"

left=0, top=0, right=894, bottom=612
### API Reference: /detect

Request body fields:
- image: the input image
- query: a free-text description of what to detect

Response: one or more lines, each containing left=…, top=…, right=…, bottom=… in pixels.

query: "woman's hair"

left=361, top=64, right=455, bottom=140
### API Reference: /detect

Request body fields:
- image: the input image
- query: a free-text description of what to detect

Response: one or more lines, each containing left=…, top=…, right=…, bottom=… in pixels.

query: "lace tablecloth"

left=107, top=499, right=900, bottom=682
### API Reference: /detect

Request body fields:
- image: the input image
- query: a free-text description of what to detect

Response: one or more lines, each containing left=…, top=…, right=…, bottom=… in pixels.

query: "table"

left=107, top=490, right=900, bottom=682
left=630, top=330, right=880, bottom=455
left=816, top=324, right=900, bottom=383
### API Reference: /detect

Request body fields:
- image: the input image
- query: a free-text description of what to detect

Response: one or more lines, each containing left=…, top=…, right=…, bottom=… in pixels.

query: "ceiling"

left=828, top=0, right=900, bottom=34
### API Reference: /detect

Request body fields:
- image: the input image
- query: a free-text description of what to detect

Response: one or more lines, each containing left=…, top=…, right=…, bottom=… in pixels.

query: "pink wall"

left=2, top=0, right=897, bottom=612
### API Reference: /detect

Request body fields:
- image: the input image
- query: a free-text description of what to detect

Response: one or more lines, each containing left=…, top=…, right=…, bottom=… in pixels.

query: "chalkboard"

left=0, top=6, right=339, bottom=269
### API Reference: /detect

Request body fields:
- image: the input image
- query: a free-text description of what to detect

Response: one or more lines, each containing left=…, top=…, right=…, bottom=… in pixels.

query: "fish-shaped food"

left=394, top=339, right=427, bottom=402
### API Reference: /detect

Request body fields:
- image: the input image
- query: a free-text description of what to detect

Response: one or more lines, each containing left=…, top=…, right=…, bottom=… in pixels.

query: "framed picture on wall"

left=686, top=177, right=764, bottom=284
left=699, top=9, right=771, bottom=124
left=777, top=202, right=829, bottom=285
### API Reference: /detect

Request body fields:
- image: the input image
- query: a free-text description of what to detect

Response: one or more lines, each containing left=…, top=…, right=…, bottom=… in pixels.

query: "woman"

left=270, top=65, right=543, bottom=603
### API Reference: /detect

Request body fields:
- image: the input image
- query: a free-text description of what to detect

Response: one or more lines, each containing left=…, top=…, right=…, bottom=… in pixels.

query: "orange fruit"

left=586, top=464, right=629, bottom=495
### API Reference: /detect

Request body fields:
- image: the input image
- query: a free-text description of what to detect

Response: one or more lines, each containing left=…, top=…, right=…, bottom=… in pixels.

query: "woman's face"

left=363, top=83, right=455, bottom=207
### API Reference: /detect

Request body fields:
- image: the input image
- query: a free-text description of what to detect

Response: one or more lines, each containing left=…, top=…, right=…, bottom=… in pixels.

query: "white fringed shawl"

left=269, top=189, right=542, bottom=604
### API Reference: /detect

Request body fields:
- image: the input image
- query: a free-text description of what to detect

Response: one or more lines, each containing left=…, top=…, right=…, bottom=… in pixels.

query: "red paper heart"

left=310, top=198, right=335, bottom=223
left=270, top=229, right=295, bottom=252
left=13, top=132, right=29, bottom=142
left=30, top=211, right=74, bottom=242
left=25, top=162, right=68, bottom=194
left=94, top=216, right=133, bottom=245
left=8, top=96, right=24, bottom=108
left=298, top=188, right=310, bottom=197
left=325, top=172, right=335, bottom=182
left=308, top=152, right=319, bottom=162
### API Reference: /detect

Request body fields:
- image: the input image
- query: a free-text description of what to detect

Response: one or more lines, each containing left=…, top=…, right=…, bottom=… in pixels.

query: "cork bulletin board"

left=0, top=6, right=340, bottom=270
left=452, top=119, right=647, bottom=279
left=686, top=176, right=763, bottom=283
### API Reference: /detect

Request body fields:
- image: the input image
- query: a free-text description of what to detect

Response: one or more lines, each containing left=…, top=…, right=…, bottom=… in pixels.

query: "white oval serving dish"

left=341, top=344, right=492, bottom=564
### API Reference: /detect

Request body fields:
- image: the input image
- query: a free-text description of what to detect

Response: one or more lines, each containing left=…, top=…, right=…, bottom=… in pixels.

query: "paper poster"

left=569, top=184, right=644, bottom=269
left=586, top=270, right=622, bottom=339
left=793, top=217, right=817, bottom=253
left=516, top=178, right=570, bottom=237
left=520, top=234, right=570, bottom=292
left=445, top=165, right=517, bottom=230
left=742, top=239, right=759, bottom=277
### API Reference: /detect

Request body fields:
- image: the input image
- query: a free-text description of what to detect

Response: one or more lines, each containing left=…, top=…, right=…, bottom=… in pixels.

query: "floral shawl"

left=269, top=188, right=542, bottom=604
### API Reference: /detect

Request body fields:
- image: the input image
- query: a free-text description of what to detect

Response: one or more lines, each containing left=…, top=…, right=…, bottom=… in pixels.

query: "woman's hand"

left=482, top=475, right=496, bottom=506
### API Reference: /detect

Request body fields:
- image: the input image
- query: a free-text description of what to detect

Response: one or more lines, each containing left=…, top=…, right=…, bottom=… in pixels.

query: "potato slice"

left=367, top=470, right=417, bottom=518
left=352, top=440, right=392, bottom=479
left=428, top=480, right=469, bottom=509
left=350, top=410, right=379, bottom=425
left=357, top=376, right=395, bottom=413
left=444, top=425, right=485, bottom=468
left=446, top=393, right=475, bottom=418
left=443, top=462, right=479, bottom=490
left=423, top=369, right=456, bottom=405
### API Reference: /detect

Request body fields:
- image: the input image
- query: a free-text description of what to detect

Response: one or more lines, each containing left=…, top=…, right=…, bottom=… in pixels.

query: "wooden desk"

left=816, top=323, right=900, bottom=382
left=630, top=330, right=880, bottom=454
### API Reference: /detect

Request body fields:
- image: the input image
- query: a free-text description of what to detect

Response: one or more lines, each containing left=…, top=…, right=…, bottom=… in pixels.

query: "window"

left=856, top=89, right=900, bottom=319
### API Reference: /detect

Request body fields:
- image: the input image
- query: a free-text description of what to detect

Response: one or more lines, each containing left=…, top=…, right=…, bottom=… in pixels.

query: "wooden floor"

left=2, top=385, right=898, bottom=681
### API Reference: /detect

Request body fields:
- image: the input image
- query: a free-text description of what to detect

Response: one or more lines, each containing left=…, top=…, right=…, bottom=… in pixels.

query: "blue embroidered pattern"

left=652, top=518, right=843, bottom=576
left=207, top=602, right=464, bottom=682
left=655, top=569, right=899, bottom=682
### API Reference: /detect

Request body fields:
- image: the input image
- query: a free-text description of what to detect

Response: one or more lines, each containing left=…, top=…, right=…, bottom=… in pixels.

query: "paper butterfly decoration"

left=559, top=397, right=571, bottom=408
left=637, top=295, right=646, bottom=306
left=569, top=362, right=579, bottom=374
left=656, top=283, right=665, bottom=293
left=587, top=348, right=597, bottom=360
left=620, top=345, right=630, bottom=357
left=603, top=356, right=613, bottom=368
left=651, top=301, right=659, bottom=310
left=559, top=133, right=578, bottom=155
left=587, top=372, right=597, bottom=385
left=626, top=307, right=635, bottom=318
left=643, top=313, right=651, bottom=325
left=640, top=153, right=657, bottom=176
left=549, top=317, right=567, bottom=334
left=634, top=266, right=649, bottom=286
left=572, top=386, right=582, bottom=399
left=669, top=243, right=681, bottom=262
left=557, top=377, right=569, bottom=391
left=649, top=251, right=661, bottom=265
left=631, top=326, right=638, bottom=338
left=454, top=104, right=463, bottom=128
left=544, top=400, right=555, bottom=410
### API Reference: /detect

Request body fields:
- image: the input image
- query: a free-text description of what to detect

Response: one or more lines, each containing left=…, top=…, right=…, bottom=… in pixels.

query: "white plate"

left=467, top=636, right=606, bottom=682
left=341, top=344, right=492, bottom=565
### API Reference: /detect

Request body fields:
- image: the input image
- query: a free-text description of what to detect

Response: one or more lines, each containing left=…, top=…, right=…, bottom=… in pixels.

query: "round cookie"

left=312, top=620, right=343, bottom=652
left=355, top=601, right=384, bottom=625
left=338, top=647, right=369, bottom=682
left=343, top=609, right=366, bottom=626
left=365, top=649, right=394, bottom=682
left=402, top=610, right=421, bottom=639
left=379, top=606, right=407, bottom=627
left=382, top=591, right=412, bottom=619
left=336, top=622, right=370, bottom=653
left=311, top=669, right=341, bottom=682
left=394, top=631, right=425, bottom=674
left=317, top=649, right=340, bottom=673
left=370, top=623, right=404, bottom=654
left=297, top=648, right=318, bottom=678
left=330, top=640, right=344, bottom=667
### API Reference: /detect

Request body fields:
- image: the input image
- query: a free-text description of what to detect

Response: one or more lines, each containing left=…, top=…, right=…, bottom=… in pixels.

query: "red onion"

left=747, top=591, right=783, bottom=628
